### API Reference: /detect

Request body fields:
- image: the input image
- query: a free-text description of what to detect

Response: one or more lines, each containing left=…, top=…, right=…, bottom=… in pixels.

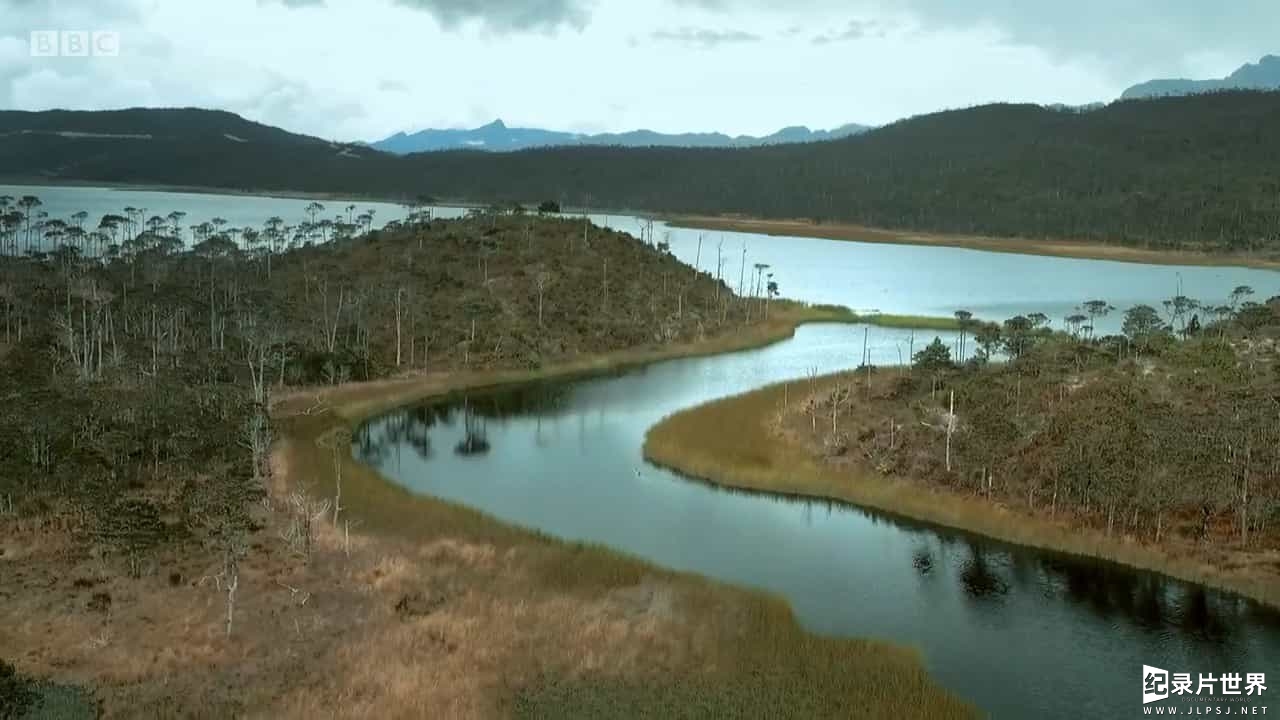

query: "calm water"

left=642, top=218, right=1280, bottom=336
left=358, top=323, right=1280, bottom=719
left=8, top=184, right=1278, bottom=336
left=0, top=183, right=469, bottom=243
left=15, top=185, right=1280, bottom=714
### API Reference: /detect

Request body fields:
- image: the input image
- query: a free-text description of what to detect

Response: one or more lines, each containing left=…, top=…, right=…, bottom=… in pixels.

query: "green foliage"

left=875, top=322, right=1280, bottom=546
left=1121, top=304, right=1165, bottom=342
left=11, top=93, right=1280, bottom=250
left=0, top=209, right=759, bottom=567
left=1236, top=303, right=1276, bottom=332
left=0, top=660, right=36, bottom=720
left=913, top=337, right=953, bottom=371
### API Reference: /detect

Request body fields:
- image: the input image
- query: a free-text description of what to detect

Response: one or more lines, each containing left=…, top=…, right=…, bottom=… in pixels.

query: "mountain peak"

left=1124, top=53, right=1280, bottom=99
left=370, top=119, right=871, bottom=154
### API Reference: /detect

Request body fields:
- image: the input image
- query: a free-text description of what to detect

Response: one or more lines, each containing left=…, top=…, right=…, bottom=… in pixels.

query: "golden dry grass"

left=2, top=309, right=974, bottom=719
left=643, top=372, right=1280, bottom=609
left=670, top=215, right=1280, bottom=270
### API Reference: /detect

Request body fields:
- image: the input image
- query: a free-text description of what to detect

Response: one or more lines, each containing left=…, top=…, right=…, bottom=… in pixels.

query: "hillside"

left=370, top=118, right=871, bottom=153
left=0, top=209, right=818, bottom=716
left=1122, top=54, right=1280, bottom=99
left=6, top=92, right=1280, bottom=251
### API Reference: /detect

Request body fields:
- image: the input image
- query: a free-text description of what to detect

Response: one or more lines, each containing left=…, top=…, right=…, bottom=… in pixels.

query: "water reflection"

left=959, top=544, right=1010, bottom=601
left=454, top=401, right=491, bottom=457
left=355, top=324, right=1280, bottom=718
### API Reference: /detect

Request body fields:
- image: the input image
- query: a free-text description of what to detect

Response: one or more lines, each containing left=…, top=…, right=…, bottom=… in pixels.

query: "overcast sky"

left=1, top=0, right=1276, bottom=141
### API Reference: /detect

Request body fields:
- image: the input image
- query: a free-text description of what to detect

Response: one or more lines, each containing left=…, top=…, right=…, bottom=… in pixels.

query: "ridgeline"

left=5, top=90, right=1280, bottom=251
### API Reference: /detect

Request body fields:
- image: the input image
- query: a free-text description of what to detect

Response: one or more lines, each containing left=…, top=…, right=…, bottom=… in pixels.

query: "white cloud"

left=0, top=0, right=1271, bottom=141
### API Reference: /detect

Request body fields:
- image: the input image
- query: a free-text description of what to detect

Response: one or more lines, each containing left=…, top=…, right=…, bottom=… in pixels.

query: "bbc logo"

left=29, top=31, right=120, bottom=57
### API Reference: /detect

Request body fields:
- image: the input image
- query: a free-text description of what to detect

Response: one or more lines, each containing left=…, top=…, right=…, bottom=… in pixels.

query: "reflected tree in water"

left=354, top=404, right=451, bottom=465
left=912, top=545, right=934, bottom=576
left=454, top=400, right=491, bottom=456
left=959, top=542, right=1010, bottom=599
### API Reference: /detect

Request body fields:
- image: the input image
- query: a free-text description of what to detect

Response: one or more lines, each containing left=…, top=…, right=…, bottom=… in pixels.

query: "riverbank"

left=267, top=308, right=973, bottom=718
left=643, top=372, right=1280, bottom=609
left=670, top=215, right=1280, bottom=271
left=0, top=303, right=972, bottom=718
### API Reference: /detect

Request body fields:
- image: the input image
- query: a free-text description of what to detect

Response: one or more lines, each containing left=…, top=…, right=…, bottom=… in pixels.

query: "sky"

left=1, top=0, right=1277, bottom=142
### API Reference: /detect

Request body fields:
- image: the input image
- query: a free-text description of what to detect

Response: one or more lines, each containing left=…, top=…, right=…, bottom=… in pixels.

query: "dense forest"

left=0, top=197, right=766, bottom=715
left=0, top=194, right=755, bottom=538
left=5, top=90, right=1280, bottom=250
left=791, top=296, right=1280, bottom=549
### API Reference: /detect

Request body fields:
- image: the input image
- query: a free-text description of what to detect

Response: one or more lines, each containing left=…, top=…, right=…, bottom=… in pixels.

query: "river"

left=357, top=323, right=1280, bottom=718
left=13, top=184, right=1280, bottom=716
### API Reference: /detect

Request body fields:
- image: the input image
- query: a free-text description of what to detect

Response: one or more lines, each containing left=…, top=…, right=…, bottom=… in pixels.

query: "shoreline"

left=642, top=375, right=1280, bottom=610
left=269, top=305, right=974, bottom=717
left=274, top=300, right=959, bottom=423
left=0, top=177, right=489, bottom=209
left=11, top=177, right=1280, bottom=272
left=669, top=215, right=1280, bottom=271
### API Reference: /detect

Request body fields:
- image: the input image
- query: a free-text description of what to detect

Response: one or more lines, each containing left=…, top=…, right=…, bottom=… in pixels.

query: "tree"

left=1065, top=313, right=1088, bottom=338
left=913, top=336, right=953, bottom=371
left=16, top=195, right=41, bottom=252
left=535, top=271, right=551, bottom=327
left=1230, top=285, right=1254, bottom=310
left=1121, top=304, right=1165, bottom=351
left=1001, top=315, right=1034, bottom=358
left=1081, top=300, right=1113, bottom=339
left=305, top=202, right=325, bottom=229
left=0, top=658, right=37, bottom=719
left=954, top=310, right=973, bottom=362
left=1236, top=303, right=1275, bottom=333
left=972, top=323, right=1002, bottom=362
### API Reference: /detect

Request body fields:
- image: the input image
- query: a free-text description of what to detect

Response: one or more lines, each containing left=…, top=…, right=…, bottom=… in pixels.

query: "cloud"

left=810, top=19, right=886, bottom=45
left=0, top=0, right=142, bottom=29
left=258, top=0, right=326, bottom=7
left=377, top=78, right=409, bottom=93
left=650, top=27, right=761, bottom=49
left=673, top=0, right=1280, bottom=73
left=390, top=0, right=592, bottom=32
left=226, top=76, right=366, bottom=139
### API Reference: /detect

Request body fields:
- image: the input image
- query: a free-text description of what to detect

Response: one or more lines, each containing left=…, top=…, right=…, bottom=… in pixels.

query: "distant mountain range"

left=369, top=119, right=872, bottom=154
left=1122, top=54, right=1280, bottom=99
left=6, top=92, right=1280, bottom=252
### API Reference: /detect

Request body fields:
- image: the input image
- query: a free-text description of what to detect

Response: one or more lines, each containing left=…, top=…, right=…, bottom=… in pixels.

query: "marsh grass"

left=643, top=373, right=1280, bottom=609
left=769, top=301, right=963, bottom=331
left=274, top=309, right=975, bottom=719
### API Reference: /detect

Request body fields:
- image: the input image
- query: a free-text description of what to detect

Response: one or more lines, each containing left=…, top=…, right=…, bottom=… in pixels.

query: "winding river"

left=18, top=184, right=1280, bottom=717
left=356, top=323, right=1280, bottom=719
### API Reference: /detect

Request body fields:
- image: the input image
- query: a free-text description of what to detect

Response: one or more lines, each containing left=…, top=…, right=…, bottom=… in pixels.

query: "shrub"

left=0, top=659, right=36, bottom=720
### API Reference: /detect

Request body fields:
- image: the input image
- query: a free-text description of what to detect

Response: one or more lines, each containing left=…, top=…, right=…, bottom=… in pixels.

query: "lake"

left=0, top=183, right=469, bottom=248
left=644, top=218, right=1280, bottom=337
left=7, top=184, right=1278, bottom=336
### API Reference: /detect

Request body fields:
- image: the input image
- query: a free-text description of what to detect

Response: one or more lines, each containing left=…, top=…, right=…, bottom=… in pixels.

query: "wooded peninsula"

left=0, top=196, right=973, bottom=718
left=646, top=294, right=1280, bottom=605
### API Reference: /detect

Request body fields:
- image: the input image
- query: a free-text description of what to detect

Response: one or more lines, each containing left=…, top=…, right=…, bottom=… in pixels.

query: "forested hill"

left=5, top=92, right=1280, bottom=251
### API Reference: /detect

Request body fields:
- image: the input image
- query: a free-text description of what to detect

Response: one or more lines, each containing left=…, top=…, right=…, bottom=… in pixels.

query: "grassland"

left=670, top=215, right=1280, bottom=270
left=0, top=302, right=973, bottom=719
left=643, top=371, right=1280, bottom=609
left=268, top=309, right=974, bottom=719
